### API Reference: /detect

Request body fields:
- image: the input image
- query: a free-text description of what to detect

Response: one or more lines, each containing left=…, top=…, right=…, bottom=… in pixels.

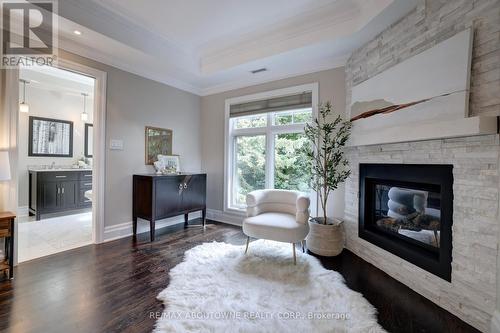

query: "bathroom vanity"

left=29, top=169, right=93, bottom=220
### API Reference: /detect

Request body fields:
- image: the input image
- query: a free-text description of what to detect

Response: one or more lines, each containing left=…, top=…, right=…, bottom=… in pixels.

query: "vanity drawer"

left=80, top=180, right=93, bottom=190
left=39, top=171, right=79, bottom=182
left=79, top=171, right=93, bottom=181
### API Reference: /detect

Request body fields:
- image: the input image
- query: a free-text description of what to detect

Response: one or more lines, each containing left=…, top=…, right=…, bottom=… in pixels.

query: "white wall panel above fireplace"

left=350, top=29, right=472, bottom=120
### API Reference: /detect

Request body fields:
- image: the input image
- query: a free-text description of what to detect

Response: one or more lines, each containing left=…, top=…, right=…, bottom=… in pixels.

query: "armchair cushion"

left=243, top=212, right=309, bottom=243
left=246, top=189, right=310, bottom=224
left=243, top=189, right=311, bottom=244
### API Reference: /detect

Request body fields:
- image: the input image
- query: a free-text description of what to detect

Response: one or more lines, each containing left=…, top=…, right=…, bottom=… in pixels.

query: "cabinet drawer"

left=39, top=171, right=79, bottom=182
left=0, top=220, right=11, bottom=232
left=80, top=180, right=93, bottom=190
left=79, top=171, right=93, bottom=181
left=0, top=229, right=11, bottom=237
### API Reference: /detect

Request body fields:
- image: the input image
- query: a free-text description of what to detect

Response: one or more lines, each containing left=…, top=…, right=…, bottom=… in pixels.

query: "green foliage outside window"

left=274, top=133, right=310, bottom=192
left=235, top=135, right=266, bottom=205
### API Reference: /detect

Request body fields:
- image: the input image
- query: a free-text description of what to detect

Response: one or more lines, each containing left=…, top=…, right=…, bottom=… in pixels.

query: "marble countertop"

left=29, top=168, right=92, bottom=172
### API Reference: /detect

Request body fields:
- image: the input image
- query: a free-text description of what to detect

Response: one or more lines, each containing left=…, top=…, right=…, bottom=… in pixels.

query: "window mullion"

left=265, top=112, right=273, bottom=189
left=231, top=135, right=237, bottom=207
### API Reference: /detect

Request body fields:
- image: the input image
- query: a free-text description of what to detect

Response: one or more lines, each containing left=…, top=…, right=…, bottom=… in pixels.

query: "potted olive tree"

left=303, top=101, right=351, bottom=256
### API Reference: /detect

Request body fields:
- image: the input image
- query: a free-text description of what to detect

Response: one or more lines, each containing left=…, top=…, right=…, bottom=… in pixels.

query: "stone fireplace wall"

left=344, top=1, right=500, bottom=331
left=344, top=136, right=499, bottom=331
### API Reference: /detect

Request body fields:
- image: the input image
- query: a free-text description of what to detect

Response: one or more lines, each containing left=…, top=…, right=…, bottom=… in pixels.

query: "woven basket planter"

left=306, top=218, right=345, bottom=256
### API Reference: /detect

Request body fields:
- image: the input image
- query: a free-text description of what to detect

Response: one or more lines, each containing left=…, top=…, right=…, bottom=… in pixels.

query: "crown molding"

left=58, top=0, right=197, bottom=68
left=199, top=54, right=348, bottom=96
left=59, top=32, right=349, bottom=97
left=59, top=32, right=350, bottom=97
left=200, top=0, right=391, bottom=75
left=58, top=36, right=202, bottom=95
left=50, top=0, right=413, bottom=97
left=92, top=0, right=195, bottom=53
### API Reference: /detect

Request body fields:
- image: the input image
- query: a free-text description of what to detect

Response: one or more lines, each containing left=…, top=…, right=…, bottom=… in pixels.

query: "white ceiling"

left=53, top=0, right=417, bottom=95
left=99, top=0, right=338, bottom=52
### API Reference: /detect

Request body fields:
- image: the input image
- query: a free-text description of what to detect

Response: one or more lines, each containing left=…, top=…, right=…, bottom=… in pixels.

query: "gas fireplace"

left=359, top=164, right=453, bottom=281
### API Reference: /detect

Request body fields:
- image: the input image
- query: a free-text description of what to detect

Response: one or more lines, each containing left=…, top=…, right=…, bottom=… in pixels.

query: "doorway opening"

left=17, top=65, right=96, bottom=262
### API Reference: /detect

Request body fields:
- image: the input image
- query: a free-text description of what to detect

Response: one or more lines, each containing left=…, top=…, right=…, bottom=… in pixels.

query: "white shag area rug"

left=155, top=240, right=385, bottom=333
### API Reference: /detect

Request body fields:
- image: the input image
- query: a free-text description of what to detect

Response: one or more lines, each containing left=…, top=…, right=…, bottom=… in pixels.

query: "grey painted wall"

left=59, top=50, right=202, bottom=228
left=200, top=68, right=346, bottom=217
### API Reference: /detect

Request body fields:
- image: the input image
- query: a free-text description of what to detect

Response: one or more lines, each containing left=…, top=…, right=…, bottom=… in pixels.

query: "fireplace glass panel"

left=374, top=185, right=441, bottom=249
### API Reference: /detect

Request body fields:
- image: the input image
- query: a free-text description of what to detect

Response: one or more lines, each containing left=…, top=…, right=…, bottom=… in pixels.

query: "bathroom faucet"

left=50, top=162, right=56, bottom=169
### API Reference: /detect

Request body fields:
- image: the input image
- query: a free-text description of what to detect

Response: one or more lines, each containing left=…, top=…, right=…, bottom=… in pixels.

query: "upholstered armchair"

left=242, top=189, right=310, bottom=264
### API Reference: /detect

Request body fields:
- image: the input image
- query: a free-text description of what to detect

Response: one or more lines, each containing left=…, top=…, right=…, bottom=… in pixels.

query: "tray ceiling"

left=54, top=0, right=417, bottom=95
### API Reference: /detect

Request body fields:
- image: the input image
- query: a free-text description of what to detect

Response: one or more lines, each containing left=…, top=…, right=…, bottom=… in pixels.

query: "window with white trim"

left=226, top=89, right=315, bottom=210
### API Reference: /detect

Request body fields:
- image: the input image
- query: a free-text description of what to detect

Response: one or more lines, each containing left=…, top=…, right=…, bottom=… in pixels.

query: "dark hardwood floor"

left=0, top=220, right=478, bottom=333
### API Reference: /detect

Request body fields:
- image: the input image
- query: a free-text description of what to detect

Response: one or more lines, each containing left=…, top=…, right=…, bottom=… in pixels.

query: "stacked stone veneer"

left=344, top=136, right=499, bottom=331
left=344, top=1, right=500, bottom=331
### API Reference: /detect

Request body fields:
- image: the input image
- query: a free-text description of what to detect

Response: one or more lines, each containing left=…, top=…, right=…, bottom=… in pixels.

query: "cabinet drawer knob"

left=184, top=183, right=187, bottom=189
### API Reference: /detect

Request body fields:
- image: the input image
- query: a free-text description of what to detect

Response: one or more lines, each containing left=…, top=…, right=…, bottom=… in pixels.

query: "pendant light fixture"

left=19, top=79, right=30, bottom=113
left=81, top=93, right=88, bottom=121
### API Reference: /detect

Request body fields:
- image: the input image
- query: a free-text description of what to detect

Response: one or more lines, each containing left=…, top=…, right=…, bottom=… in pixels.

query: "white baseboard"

left=206, top=209, right=243, bottom=226
left=103, top=212, right=201, bottom=242
left=103, top=209, right=243, bottom=242
left=492, top=310, right=500, bottom=333
left=17, top=206, right=29, bottom=217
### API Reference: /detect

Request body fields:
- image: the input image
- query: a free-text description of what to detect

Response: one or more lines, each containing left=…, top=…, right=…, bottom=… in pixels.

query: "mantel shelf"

left=347, top=116, right=498, bottom=147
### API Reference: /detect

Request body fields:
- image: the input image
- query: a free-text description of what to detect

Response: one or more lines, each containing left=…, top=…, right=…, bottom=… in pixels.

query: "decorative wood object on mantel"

left=0, top=211, right=15, bottom=280
left=133, top=173, right=206, bottom=242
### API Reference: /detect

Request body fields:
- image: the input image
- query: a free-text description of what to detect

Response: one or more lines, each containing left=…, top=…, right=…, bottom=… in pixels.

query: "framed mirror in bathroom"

left=29, top=116, right=73, bottom=157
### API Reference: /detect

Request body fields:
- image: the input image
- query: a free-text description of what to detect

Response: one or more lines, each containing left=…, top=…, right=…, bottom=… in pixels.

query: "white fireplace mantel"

left=347, top=116, right=498, bottom=147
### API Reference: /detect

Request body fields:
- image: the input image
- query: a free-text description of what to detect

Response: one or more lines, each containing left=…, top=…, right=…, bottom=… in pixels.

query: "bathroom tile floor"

left=17, top=211, right=92, bottom=262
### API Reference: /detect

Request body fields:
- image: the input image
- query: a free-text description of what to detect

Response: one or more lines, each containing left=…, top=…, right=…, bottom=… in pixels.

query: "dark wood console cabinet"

left=133, top=173, right=206, bottom=241
left=29, top=170, right=93, bottom=220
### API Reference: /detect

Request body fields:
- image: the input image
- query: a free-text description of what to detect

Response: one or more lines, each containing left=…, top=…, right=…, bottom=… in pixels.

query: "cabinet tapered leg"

left=202, top=208, right=206, bottom=227
left=184, top=213, right=189, bottom=227
left=150, top=219, right=155, bottom=242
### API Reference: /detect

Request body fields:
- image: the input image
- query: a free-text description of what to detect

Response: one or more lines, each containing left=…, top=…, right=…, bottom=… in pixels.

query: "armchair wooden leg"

left=292, top=243, right=296, bottom=265
left=245, top=236, right=250, bottom=254
left=301, top=240, right=305, bottom=253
